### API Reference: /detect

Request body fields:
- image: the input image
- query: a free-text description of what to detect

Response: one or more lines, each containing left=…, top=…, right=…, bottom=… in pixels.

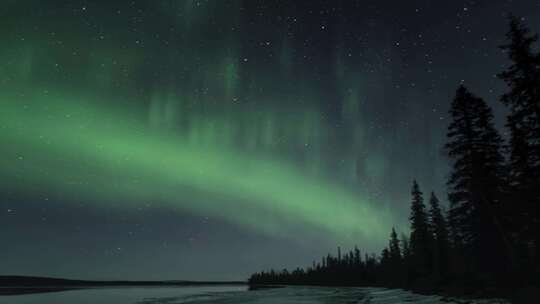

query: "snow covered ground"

left=140, top=286, right=511, bottom=304
left=2, top=285, right=511, bottom=303
left=140, top=286, right=366, bottom=303
left=358, top=288, right=510, bottom=304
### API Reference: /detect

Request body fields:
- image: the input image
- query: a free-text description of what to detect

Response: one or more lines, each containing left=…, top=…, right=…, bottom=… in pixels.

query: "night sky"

left=1, top=0, right=540, bottom=281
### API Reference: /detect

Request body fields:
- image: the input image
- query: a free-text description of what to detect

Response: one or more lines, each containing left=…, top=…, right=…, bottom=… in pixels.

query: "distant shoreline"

left=0, top=275, right=247, bottom=295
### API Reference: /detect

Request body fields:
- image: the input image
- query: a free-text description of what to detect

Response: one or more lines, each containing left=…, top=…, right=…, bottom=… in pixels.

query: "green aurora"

left=0, top=2, right=419, bottom=262
left=0, top=89, right=393, bottom=244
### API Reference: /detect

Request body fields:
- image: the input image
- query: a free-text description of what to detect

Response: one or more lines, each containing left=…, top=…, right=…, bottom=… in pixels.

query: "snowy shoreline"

left=359, top=288, right=510, bottom=304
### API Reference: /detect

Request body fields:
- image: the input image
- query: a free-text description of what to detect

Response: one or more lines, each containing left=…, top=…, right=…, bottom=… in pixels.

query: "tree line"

left=249, top=16, right=540, bottom=295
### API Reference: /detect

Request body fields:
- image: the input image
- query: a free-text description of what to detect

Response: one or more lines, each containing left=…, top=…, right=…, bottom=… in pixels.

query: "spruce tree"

left=388, top=227, right=403, bottom=286
left=445, top=85, right=509, bottom=275
left=428, top=192, right=450, bottom=279
left=379, top=247, right=391, bottom=285
left=353, top=246, right=361, bottom=269
left=401, top=233, right=411, bottom=263
left=498, top=15, right=540, bottom=268
left=409, top=180, right=432, bottom=278
left=389, top=227, right=402, bottom=263
left=401, top=233, right=412, bottom=285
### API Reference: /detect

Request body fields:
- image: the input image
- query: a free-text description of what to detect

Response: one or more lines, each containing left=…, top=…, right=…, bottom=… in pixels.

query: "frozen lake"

left=0, top=285, right=509, bottom=303
left=0, top=285, right=366, bottom=304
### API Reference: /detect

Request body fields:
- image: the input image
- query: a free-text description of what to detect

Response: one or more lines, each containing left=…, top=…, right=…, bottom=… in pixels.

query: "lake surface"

left=0, top=286, right=369, bottom=304
left=0, top=285, right=508, bottom=303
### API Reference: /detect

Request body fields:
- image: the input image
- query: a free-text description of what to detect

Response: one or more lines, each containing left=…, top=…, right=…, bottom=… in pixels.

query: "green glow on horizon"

left=0, top=91, right=392, bottom=244
left=0, top=1, right=404, bottom=249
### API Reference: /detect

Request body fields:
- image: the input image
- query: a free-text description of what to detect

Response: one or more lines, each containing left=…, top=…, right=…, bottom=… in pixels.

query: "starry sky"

left=1, top=0, right=540, bottom=281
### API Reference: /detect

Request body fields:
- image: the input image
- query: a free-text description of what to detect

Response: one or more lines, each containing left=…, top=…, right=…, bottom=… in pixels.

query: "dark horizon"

left=0, top=275, right=247, bottom=297
left=0, top=275, right=248, bottom=284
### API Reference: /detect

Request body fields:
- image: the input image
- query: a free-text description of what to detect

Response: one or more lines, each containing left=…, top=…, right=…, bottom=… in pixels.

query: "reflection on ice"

left=140, top=286, right=366, bottom=304
left=140, top=287, right=511, bottom=304
left=3, top=286, right=511, bottom=304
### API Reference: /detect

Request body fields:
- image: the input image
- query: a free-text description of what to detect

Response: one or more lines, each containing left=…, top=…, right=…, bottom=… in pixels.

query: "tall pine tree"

left=389, top=227, right=402, bottom=264
left=445, top=85, right=509, bottom=275
left=428, top=192, right=450, bottom=279
left=498, top=15, right=540, bottom=269
left=388, top=227, right=403, bottom=286
left=409, top=180, right=432, bottom=279
left=400, top=233, right=412, bottom=285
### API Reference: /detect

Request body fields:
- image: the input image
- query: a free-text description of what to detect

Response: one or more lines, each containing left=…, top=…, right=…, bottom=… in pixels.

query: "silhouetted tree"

left=353, top=246, right=362, bottom=269
left=389, top=228, right=402, bottom=263
left=250, top=18, right=540, bottom=291
left=400, top=233, right=412, bottom=286
left=428, top=192, right=450, bottom=280
left=446, top=85, right=509, bottom=278
left=498, top=15, right=540, bottom=273
left=388, top=227, right=403, bottom=286
left=379, top=247, right=391, bottom=284
left=249, top=246, right=381, bottom=287
left=409, top=180, right=432, bottom=279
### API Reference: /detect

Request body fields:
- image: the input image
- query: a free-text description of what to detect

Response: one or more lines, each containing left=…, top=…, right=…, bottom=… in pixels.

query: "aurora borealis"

left=2, top=1, right=540, bottom=281
left=1, top=92, right=391, bottom=240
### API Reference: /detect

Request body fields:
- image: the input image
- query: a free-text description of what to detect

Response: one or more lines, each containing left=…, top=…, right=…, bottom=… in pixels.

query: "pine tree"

left=498, top=15, right=540, bottom=268
left=401, top=233, right=411, bottom=264
left=353, top=246, right=361, bottom=268
left=379, top=247, right=391, bottom=285
left=389, top=227, right=402, bottom=263
left=401, top=233, right=412, bottom=285
left=428, top=192, right=450, bottom=279
left=445, top=85, right=510, bottom=275
left=388, top=227, right=403, bottom=286
left=409, top=180, right=432, bottom=278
